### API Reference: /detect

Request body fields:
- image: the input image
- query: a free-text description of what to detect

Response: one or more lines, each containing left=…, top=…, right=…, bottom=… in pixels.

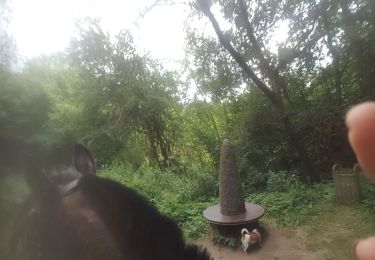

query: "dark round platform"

left=203, top=202, right=264, bottom=225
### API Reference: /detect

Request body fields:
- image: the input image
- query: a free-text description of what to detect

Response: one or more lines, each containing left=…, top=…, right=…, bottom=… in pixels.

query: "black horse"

left=10, top=144, right=213, bottom=260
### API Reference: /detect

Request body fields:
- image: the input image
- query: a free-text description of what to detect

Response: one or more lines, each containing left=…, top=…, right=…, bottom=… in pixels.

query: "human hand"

left=346, top=102, right=375, bottom=260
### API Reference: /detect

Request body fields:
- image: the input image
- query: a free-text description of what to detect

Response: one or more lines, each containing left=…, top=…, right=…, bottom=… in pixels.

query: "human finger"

left=346, top=102, right=375, bottom=181
left=353, top=237, right=375, bottom=260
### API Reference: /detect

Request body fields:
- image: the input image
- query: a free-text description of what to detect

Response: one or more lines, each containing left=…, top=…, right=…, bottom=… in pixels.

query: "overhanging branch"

left=200, top=3, right=278, bottom=104
left=237, top=0, right=273, bottom=76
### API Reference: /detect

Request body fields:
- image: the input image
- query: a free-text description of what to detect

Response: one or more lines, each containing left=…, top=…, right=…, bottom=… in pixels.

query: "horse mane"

left=9, top=144, right=213, bottom=260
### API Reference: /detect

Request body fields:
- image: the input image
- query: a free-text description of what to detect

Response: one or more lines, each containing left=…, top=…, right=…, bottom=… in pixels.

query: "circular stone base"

left=203, top=202, right=264, bottom=225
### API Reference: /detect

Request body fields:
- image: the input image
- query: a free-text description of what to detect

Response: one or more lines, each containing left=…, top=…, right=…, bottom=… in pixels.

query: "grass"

left=0, top=174, right=29, bottom=260
left=3, top=167, right=375, bottom=259
left=297, top=199, right=375, bottom=259
left=240, top=175, right=375, bottom=259
left=258, top=179, right=375, bottom=259
left=246, top=182, right=334, bottom=226
left=303, top=201, right=360, bottom=259
left=303, top=177, right=375, bottom=259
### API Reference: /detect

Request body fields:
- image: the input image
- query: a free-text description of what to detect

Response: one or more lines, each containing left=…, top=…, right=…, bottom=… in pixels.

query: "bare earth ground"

left=196, top=224, right=329, bottom=260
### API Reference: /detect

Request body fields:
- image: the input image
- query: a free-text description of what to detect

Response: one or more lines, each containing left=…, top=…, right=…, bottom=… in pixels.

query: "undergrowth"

left=0, top=175, right=29, bottom=260
left=101, top=166, right=337, bottom=240
left=356, top=177, right=375, bottom=220
left=100, top=164, right=217, bottom=240
left=246, top=182, right=335, bottom=225
left=5, top=165, right=374, bottom=250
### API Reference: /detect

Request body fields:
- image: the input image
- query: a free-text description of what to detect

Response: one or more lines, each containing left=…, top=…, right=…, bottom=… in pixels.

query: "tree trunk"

left=198, top=0, right=319, bottom=181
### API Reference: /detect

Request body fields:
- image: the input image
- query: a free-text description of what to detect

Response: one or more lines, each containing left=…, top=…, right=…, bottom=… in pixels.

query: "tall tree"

left=65, top=20, right=180, bottom=169
left=194, top=0, right=320, bottom=180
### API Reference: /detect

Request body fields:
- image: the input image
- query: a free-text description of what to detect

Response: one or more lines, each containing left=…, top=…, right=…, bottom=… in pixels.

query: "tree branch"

left=276, top=5, right=322, bottom=70
left=321, top=3, right=342, bottom=104
left=237, top=0, right=286, bottom=99
left=198, top=2, right=278, bottom=104
left=237, top=0, right=273, bottom=76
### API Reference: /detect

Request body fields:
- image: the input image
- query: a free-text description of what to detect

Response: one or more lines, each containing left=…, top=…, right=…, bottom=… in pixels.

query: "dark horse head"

left=10, top=144, right=213, bottom=260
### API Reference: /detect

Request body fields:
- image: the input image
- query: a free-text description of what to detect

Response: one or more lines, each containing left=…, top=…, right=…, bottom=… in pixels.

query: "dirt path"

left=196, top=224, right=329, bottom=260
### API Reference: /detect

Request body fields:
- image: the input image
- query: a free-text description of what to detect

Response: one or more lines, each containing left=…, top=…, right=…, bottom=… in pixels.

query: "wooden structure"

left=333, top=165, right=361, bottom=204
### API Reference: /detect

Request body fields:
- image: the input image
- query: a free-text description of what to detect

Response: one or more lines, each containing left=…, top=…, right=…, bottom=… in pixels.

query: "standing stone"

left=219, top=139, right=245, bottom=216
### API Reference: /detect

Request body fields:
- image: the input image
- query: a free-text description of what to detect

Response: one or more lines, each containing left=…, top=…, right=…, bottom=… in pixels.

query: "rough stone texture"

left=219, top=139, right=245, bottom=216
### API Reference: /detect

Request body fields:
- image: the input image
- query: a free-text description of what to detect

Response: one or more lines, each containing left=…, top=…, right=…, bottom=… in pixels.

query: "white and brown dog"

left=241, top=228, right=262, bottom=255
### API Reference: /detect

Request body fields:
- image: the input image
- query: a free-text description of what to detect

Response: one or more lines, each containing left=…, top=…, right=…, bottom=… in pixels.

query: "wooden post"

left=333, top=165, right=361, bottom=204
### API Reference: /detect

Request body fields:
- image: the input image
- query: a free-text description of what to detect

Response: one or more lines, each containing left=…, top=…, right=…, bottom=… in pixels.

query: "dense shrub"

left=246, top=182, right=334, bottom=225
left=241, top=168, right=299, bottom=193
left=358, top=178, right=375, bottom=217
left=241, top=166, right=271, bottom=192
left=101, top=165, right=336, bottom=235
left=266, top=171, right=299, bottom=192
left=100, top=164, right=217, bottom=240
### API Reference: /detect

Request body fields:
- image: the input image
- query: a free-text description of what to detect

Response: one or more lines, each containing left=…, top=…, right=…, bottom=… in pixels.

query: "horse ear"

left=73, top=144, right=96, bottom=175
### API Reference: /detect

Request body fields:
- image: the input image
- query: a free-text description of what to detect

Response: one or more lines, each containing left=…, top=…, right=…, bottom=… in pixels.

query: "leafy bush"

left=102, top=162, right=335, bottom=238
left=266, top=171, right=299, bottom=192
left=246, top=182, right=334, bottom=225
left=159, top=201, right=214, bottom=240
left=241, top=169, right=299, bottom=193
left=100, top=164, right=217, bottom=240
left=358, top=179, right=375, bottom=216
left=241, top=166, right=271, bottom=192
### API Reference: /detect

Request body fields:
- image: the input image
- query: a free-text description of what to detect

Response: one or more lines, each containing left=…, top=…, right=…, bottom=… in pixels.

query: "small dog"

left=241, top=228, right=262, bottom=255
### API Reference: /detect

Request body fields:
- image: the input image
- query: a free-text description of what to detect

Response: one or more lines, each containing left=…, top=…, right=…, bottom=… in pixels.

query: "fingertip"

left=345, top=102, right=375, bottom=130
left=346, top=102, right=375, bottom=130
left=346, top=102, right=375, bottom=181
left=354, top=237, right=375, bottom=260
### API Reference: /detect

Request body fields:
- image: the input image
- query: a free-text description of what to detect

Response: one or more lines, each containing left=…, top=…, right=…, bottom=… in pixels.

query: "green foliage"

left=241, top=166, right=271, bottom=192
left=100, top=166, right=334, bottom=238
left=242, top=169, right=334, bottom=225
left=212, top=235, right=238, bottom=248
left=0, top=175, right=29, bottom=260
left=176, top=101, right=229, bottom=171
left=20, top=21, right=181, bottom=169
left=241, top=168, right=299, bottom=193
left=184, top=31, right=243, bottom=100
left=1, top=2, right=375, bottom=257
left=232, top=90, right=302, bottom=174
left=266, top=171, right=298, bottom=192
left=246, top=182, right=334, bottom=225
left=2, top=0, right=373, bottom=181
left=100, top=164, right=217, bottom=240
left=0, top=69, right=50, bottom=171
left=188, top=0, right=375, bottom=180
left=357, top=179, right=375, bottom=217
left=69, top=24, right=180, bottom=169
left=0, top=71, right=49, bottom=142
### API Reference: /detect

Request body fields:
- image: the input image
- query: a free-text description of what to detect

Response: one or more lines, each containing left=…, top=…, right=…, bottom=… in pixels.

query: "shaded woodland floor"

left=197, top=200, right=375, bottom=260
left=197, top=224, right=327, bottom=260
